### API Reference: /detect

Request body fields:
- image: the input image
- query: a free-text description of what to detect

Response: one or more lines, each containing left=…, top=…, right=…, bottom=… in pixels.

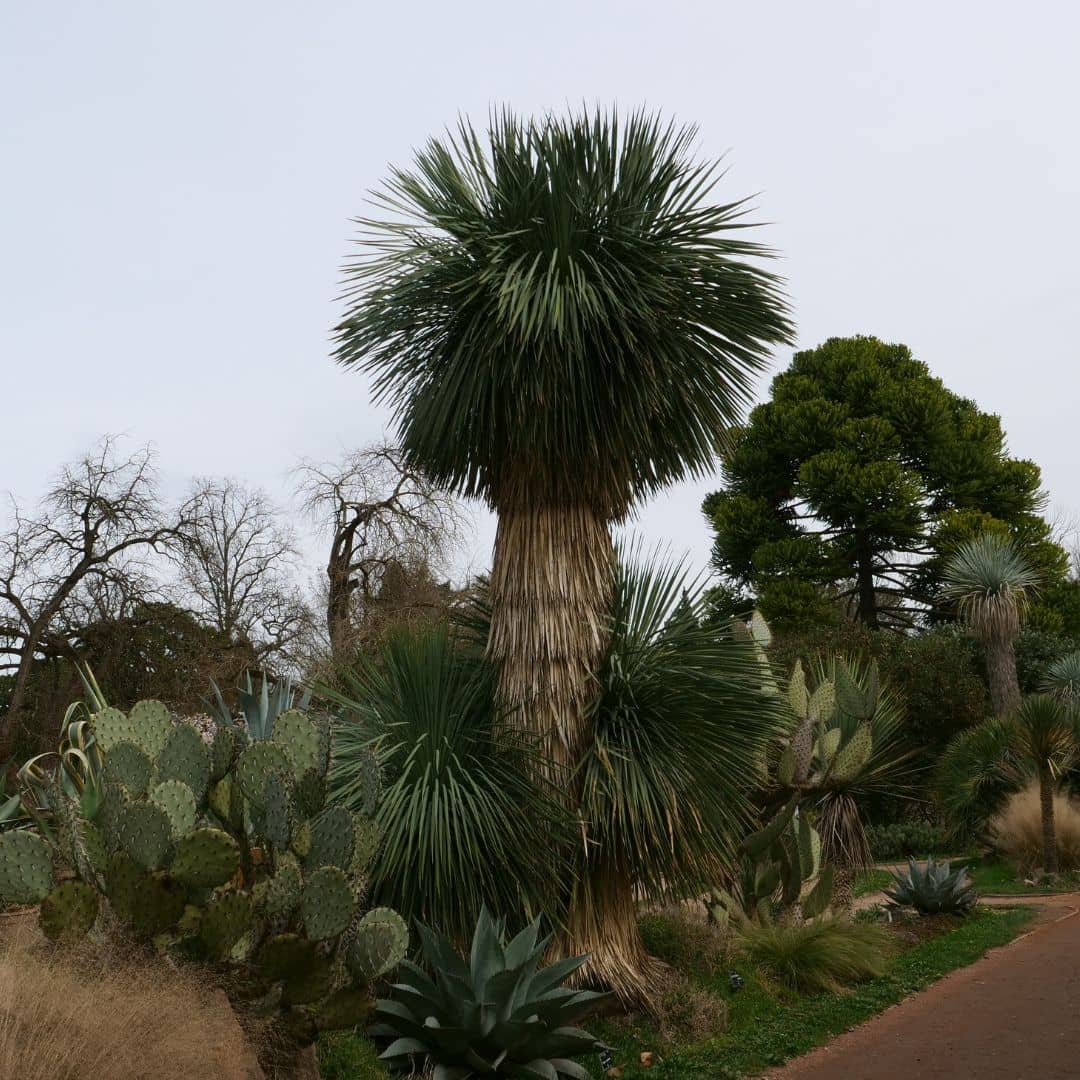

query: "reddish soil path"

left=765, top=896, right=1080, bottom=1080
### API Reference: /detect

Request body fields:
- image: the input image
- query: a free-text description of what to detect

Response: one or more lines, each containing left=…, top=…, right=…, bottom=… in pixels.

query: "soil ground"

left=765, top=894, right=1080, bottom=1079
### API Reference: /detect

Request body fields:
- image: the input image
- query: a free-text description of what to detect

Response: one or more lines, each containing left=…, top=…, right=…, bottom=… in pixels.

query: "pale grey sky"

left=2, top=0, right=1077, bottom=583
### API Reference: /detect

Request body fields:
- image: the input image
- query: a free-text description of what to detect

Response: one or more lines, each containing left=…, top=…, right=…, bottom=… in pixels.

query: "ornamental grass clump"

left=737, top=917, right=891, bottom=994
left=989, top=783, right=1080, bottom=875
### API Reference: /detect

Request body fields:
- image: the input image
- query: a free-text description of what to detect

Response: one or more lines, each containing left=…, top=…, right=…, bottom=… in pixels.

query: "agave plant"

left=374, top=907, right=607, bottom=1079
left=885, top=857, right=978, bottom=915
left=206, top=670, right=312, bottom=740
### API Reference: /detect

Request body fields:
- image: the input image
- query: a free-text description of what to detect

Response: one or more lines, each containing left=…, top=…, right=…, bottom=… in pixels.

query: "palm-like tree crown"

left=941, top=533, right=1040, bottom=642
left=1040, top=651, right=1080, bottom=706
left=335, top=109, right=793, bottom=514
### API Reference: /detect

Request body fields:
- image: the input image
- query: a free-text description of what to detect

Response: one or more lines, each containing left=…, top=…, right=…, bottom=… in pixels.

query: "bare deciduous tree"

left=175, top=478, right=313, bottom=669
left=296, top=445, right=465, bottom=662
left=0, top=439, right=183, bottom=754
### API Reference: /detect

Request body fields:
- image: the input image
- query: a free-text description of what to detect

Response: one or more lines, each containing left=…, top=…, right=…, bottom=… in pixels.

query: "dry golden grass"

left=988, top=783, right=1080, bottom=874
left=0, top=916, right=262, bottom=1079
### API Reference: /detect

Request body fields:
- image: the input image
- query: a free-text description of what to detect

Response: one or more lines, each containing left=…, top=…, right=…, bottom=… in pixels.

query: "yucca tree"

left=1040, top=651, right=1080, bottom=707
left=937, top=694, right=1078, bottom=873
left=568, top=548, right=784, bottom=1003
left=941, top=534, right=1040, bottom=717
left=334, top=109, right=792, bottom=784
left=323, top=625, right=573, bottom=944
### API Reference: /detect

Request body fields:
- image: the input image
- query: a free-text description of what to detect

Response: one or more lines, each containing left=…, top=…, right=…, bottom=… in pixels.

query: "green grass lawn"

left=318, top=906, right=1034, bottom=1080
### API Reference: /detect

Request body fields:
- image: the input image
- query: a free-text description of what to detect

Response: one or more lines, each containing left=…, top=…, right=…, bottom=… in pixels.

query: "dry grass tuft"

left=638, top=904, right=731, bottom=979
left=653, top=970, right=728, bottom=1042
left=0, top=917, right=262, bottom=1079
left=988, top=783, right=1080, bottom=874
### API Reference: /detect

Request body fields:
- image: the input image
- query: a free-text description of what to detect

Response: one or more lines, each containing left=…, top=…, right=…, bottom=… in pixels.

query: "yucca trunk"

left=488, top=502, right=614, bottom=772
left=984, top=635, right=1021, bottom=718
left=559, top=858, right=666, bottom=1011
left=1038, top=762, right=1060, bottom=874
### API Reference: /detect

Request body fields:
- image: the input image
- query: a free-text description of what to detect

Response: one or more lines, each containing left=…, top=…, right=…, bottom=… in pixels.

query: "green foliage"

left=866, top=821, right=952, bottom=860
left=206, top=671, right=312, bottom=742
left=706, top=335, right=1065, bottom=632
left=1016, top=628, right=1079, bottom=693
left=580, top=552, right=786, bottom=905
left=335, top=108, right=792, bottom=513
left=0, top=693, right=408, bottom=1070
left=737, top=916, right=891, bottom=993
left=326, top=625, right=571, bottom=943
left=1041, top=650, right=1080, bottom=705
left=885, top=857, right=978, bottom=915
left=637, top=909, right=730, bottom=979
left=374, top=907, right=606, bottom=1079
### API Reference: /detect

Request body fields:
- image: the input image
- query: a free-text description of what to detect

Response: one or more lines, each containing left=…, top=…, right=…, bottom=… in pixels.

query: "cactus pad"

left=302, top=865, right=355, bottom=941
left=104, top=740, right=154, bottom=797
left=354, top=748, right=381, bottom=817
left=157, top=724, right=211, bottom=801
left=316, top=987, right=372, bottom=1032
left=118, top=802, right=174, bottom=870
left=306, top=806, right=354, bottom=872
left=271, top=709, right=321, bottom=777
left=210, top=723, right=242, bottom=780
left=235, top=742, right=291, bottom=804
left=150, top=780, right=198, bottom=836
left=808, top=681, right=836, bottom=725
left=351, top=815, right=380, bottom=876
left=787, top=662, right=808, bottom=719
left=171, top=828, right=240, bottom=889
left=831, top=722, right=873, bottom=781
left=261, top=769, right=294, bottom=851
left=295, top=768, right=327, bottom=818
left=39, top=880, right=99, bottom=941
left=128, top=699, right=175, bottom=758
left=199, top=892, right=253, bottom=960
left=105, top=852, right=186, bottom=936
left=346, top=907, right=408, bottom=981
left=282, top=956, right=336, bottom=1006
left=258, top=932, right=319, bottom=982
left=0, top=830, right=55, bottom=905
left=90, top=707, right=138, bottom=753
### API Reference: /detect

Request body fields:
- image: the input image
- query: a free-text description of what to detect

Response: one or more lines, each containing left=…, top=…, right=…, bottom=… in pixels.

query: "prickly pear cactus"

left=0, top=694, right=406, bottom=1073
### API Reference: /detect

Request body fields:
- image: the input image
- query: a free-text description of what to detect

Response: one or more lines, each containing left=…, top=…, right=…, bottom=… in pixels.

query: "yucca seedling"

left=885, top=857, right=978, bottom=915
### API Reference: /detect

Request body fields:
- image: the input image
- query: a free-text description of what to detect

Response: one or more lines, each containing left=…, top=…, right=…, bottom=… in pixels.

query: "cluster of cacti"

left=778, top=658, right=879, bottom=791
left=374, top=907, right=605, bottom=1079
left=0, top=690, right=408, bottom=1068
left=708, top=797, right=833, bottom=927
left=885, top=857, right=978, bottom=915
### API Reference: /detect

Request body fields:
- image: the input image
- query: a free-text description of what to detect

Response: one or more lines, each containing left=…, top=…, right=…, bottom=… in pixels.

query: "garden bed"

left=317, top=905, right=1034, bottom=1080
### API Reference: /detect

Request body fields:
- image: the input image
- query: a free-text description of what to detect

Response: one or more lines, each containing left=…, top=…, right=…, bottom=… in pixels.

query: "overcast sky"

left=2, top=1, right=1077, bottom=585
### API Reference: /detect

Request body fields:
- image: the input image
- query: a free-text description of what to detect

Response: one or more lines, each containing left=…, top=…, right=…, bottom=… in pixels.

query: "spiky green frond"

left=326, top=625, right=573, bottom=940
left=335, top=108, right=793, bottom=512
left=1040, top=650, right=1080, bottom=707
left=578, top=545, right=786, bottom=898
left=941, top=533, right=1040, bottom=642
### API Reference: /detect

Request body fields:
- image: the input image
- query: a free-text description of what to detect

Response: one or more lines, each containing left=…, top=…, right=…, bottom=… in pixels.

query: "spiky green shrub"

left=737, top=916, right=891, bottom=993
left=0, top=694, right=407, bottom=1074
left=866, top=821, right=952, bottom=860
left=885, top=857, right=978, bottom=915
left=325, top=625, right=573, bottom=943
left=374, top=908, right=606, bottom=1078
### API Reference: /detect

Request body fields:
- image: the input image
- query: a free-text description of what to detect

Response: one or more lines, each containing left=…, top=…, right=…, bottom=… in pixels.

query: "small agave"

left=374, top=907, right=607, bottom=1079
left=885, top=857, right=978, bottom=916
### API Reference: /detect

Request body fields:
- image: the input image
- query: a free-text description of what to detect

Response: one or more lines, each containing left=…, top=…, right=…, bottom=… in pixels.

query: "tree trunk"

left=488, top=502, right=613, bottom=774
left=985, top=636, right=1021, bottom=718
left=0, top=642, right=39, bottom=761
left=831, top=864, right=855, bottom=914
left=855, top=545, right=878, bottom=629
left=559, top=857, right=666, bottom=1011
left=325, top=557, right=353, bottom=665
left=1038, top=762, right=1059, bottom=875
left=490, top=501, right=639, bottom=992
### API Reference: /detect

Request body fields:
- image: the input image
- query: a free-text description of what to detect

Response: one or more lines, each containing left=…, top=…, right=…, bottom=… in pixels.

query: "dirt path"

left=764, top=895, right=1080, bottom=1079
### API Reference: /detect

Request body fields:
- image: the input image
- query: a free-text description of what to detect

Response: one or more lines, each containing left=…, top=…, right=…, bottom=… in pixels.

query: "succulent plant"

left=708, top=798, right=833, bottom=927
left=374, top=907, right=606, bottom=1079
left=206, top=671, right=313, bottom=741
left=885, top=857, right=978, bottom=915
left=0, top=692, right=404, bottom=1074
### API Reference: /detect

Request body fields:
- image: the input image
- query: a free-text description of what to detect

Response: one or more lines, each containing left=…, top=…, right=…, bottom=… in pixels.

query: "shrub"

left=654, top=971, right=729, bottom=1042
left=638, top=906, right=730, bottom=978
left=885, top=858, right=978, bottom=915
left=866, top=821, right=953, bottom=860
left=737, top=917, right=891, bottom=994
left=0, top=921, right=261, bottom=1079
left=988, top=783, right=1080, bottom=874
